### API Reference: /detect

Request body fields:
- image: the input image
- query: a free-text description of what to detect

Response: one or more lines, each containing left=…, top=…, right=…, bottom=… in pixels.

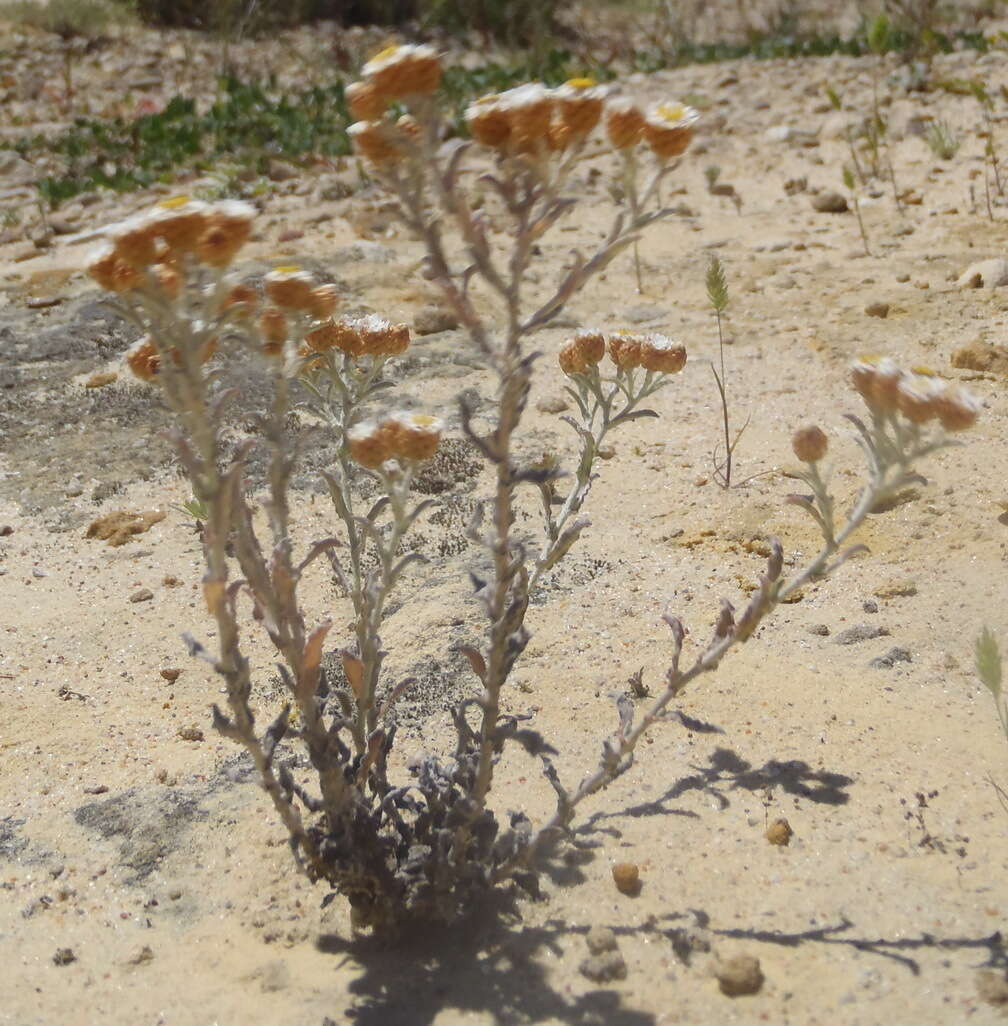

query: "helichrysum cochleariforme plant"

left=87, top=44, right=979, bottom=933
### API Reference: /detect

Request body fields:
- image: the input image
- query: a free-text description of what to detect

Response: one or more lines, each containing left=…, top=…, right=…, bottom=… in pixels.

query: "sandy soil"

left=2, top=20, right=1008, bottom=1026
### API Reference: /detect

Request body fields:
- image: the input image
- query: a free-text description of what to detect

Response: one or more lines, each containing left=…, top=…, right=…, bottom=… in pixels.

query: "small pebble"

left=160, top=668, right=182, bottom=683
left=177, top=726, right=204, bottom=742
left=835, top=624, right=889, bottom=645
left=579, top=951, right=627, bottom=983
left=612, top=862, right=641, bottom=896
left=536, top=396, right=569, bottom=414
left=715, top=954, right=764, bottom=996
left=862, top=600, right=878, bottom=614
left=864, top=301, right=889, bottom=318
left=869, top=647, right=912, bottom=670
left=811, top=191, right=848, bottom=213
left=53, top=948, right=76, bottom=966
left=586, top=926, right=619, bottom=955
left=977, top=970, right=1008, bottom=1007
left=413, top=306, right=460, bottom=335
left=765, top=818, right=793, bottom=846
left=130, top=588, right=154, bottom=604
left=808, top=624, right=830, bottom=636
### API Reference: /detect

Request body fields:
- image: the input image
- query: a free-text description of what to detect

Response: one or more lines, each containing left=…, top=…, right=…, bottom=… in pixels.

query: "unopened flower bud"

left=932, top=385, right=980, bottom=431
left=639, top=333, right=686, bottom=373
left=555, top=78, right=606, bottom=138
left=895, top=377, right=938, bottom=425
left=605, top=99, right=645, bottom=150
left=348, top=120, right=403, bottom=165
left=111, top=215, right=159, bottom=268
left=88, top=244, right=142, bottom=293
left=259, top=307, right=287, bottom=346
left=126, top=336, right=160, bottom=381
left=608, top=331, right=643, bottom=370
left=791, top=425, right=828, bottom=463
left=264, top=266, right=315, bottom=310
left=387, top=412, right=441, bottom=462
left=363, top=43, right=442, bottom=99
left=465, top=96, right=511, bottom=148
left=149, top=197, right=209, bottom=252
left=347, top=420, right=392, bottom=469
left=308, top=284, right=339, bottom=320
left=346, top=80, right=387, bottom=121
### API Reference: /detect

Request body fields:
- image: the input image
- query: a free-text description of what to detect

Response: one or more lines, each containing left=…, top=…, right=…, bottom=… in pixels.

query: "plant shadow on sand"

left=315, top=902, right=1007, bottom=1026
left=317, top=905, right=656, bottom=1026
left=579, top=741, right=853, bottom=838
left=310, top=743, right=859, bottom=1025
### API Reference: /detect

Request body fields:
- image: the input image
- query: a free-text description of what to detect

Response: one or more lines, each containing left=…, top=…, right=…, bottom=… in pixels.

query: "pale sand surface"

left=1, top=18, right=1008, bottom=1026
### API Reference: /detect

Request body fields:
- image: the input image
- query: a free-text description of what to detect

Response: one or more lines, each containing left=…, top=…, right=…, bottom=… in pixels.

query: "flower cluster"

left=344, top=44, right=442, bottom=166
left=347, top=412, right=442, bottom=469
left=302, top=314, right=410, bottom=361
left=559, top=329, right=687, bottom=378
left=850, top=358, right=980, bottom=431
left=88, top=198, right=256, bottom=294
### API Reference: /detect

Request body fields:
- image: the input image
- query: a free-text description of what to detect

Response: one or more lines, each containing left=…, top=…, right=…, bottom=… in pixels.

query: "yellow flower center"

left=656, top=103, right=687, bottom=123
left=372, top=44, right=400, bottom=62
left=273, top=265, right=301, bottom=274
left=412, top=415, right=437, bottom=428
left=911, top=364, right=936, bottom=377
left=566, top=77, right=597, bottom=89
left=159, top=195, right=191, bottom=209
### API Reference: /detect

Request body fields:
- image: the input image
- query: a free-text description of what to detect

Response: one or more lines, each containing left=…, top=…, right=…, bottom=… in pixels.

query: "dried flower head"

left=148, top=197, right=209, bottom=253
left=346, top=80, right=387, bottom=122
left=639, top=333, right=687, bottom=374
left=791, top=425, right=829, bottom=463
left=259, top=308, right=287, bottom=350
left=87, top=243, right=142, bottom=293
left=643, top=103, right=699, bottom=160
left=308, top=284, right=339, bottom=320
left=222, top=283, right=257, bottom=316
left=363, top=43, right=442, bottom=99
left=126, top=336, right=160, bottom=381
left=387, top=412, right=442, bottom=462
left=196, top=200, right=255, bottom=268
left=348, top=120, right=404, bottom=166
left=555, top=78, right=607, bottom=138
left=605, top=98, right=645, bottom=150
left=932, top=385, right=980, bottom=431
left=608, top=331, right=643, bottom=370
left=850, top=357, right=902, bottom=416
left=264, top=266, right=316, bottom=310
left=396, top=114, right=422, bottom=144
left=153, top=261, right=181, bottom=299
left=109, top=214, right=160, bottom=269
left=347, top=419, right=393, bottom=469
left=559, top=330, right=606, bottom=376
left=895, top=376, right=938, bottom=425
left=498, top=83, right=555, bottom=152
left=465, top=95, right=511, bottom=148
left=304, top=321, right=337, bottom=353
left=357, top=315, right=410, bottom=357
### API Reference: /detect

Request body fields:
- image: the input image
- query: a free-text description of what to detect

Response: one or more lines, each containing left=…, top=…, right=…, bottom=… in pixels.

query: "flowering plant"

left=86, top=48, right=977, bottom=933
